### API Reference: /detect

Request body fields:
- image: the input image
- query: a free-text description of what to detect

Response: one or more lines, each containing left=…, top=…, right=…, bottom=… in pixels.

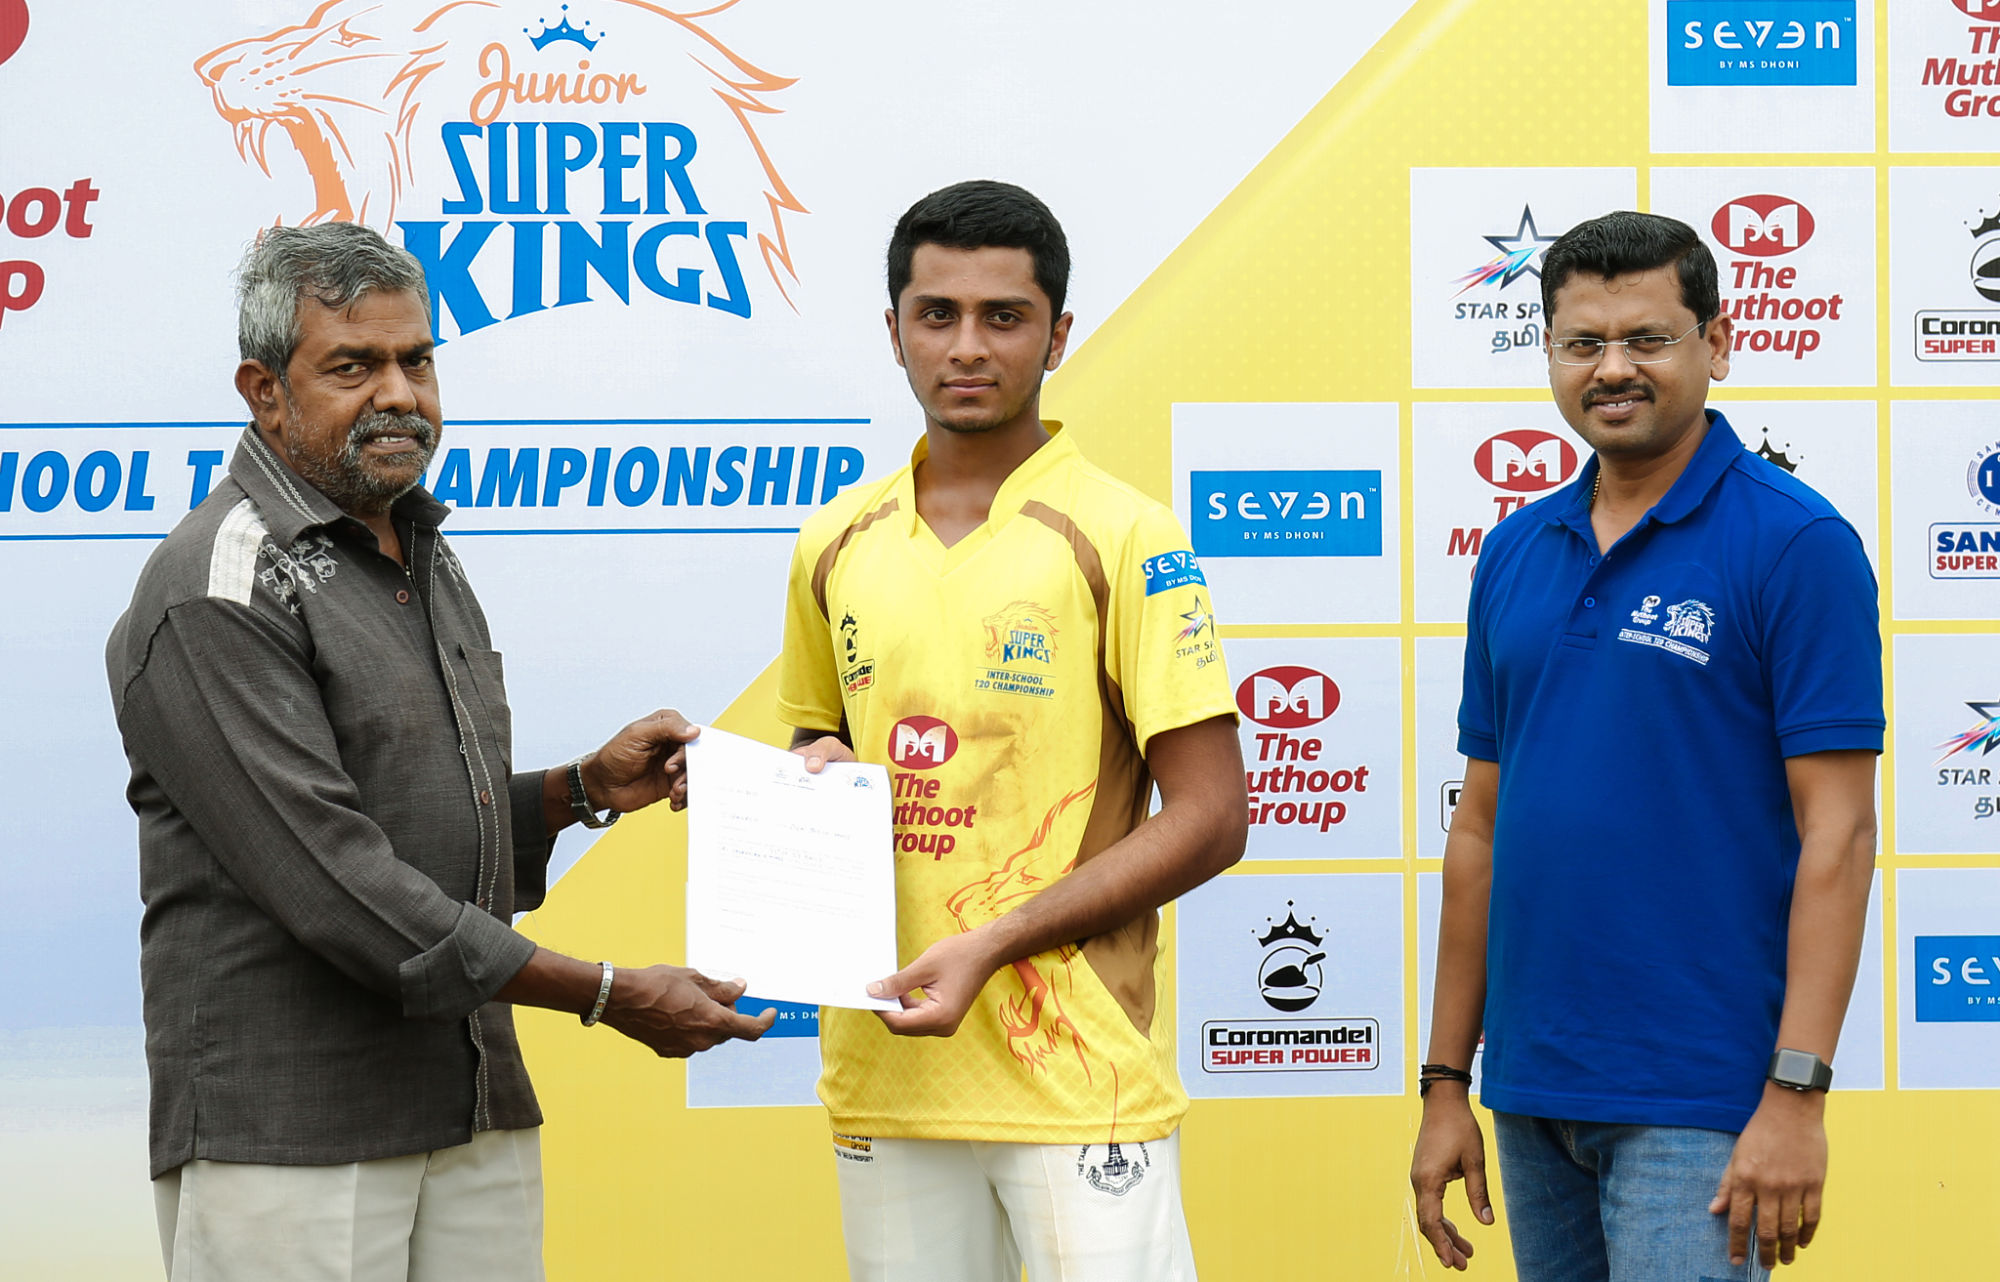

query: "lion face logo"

left=1662, top=599, right=1715, bottom=645
left=195, top=0, right=803, bottom=304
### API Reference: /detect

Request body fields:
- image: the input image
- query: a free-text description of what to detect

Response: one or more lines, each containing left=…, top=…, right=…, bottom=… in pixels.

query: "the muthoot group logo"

left=196, top=0, right=805, bottom=340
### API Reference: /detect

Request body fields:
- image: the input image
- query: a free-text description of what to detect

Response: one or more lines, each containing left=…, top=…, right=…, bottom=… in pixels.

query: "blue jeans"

left=1492, top=1113, right=1771, bottom=1282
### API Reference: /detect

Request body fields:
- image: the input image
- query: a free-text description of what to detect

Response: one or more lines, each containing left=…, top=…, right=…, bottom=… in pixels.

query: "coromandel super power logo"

left=196, top=0, right=804, bottom=340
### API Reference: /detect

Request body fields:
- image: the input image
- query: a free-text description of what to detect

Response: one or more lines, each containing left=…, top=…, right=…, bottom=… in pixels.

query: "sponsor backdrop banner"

left=3, top=1, right=1995, bottom=1279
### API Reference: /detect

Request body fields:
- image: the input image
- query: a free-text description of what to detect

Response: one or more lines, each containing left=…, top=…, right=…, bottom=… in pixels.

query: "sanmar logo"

left=1235, top=667, right=1338, bottom=730
left=1713, top=195, right=1815, bottom=256
left=888, top=715, right=957, bottom=770
left=1473, top=430, right=1578, bottom=493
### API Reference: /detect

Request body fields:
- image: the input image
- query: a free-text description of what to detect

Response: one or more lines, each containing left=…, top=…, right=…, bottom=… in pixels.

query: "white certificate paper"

left=684, top=727, right=900, bottom=1011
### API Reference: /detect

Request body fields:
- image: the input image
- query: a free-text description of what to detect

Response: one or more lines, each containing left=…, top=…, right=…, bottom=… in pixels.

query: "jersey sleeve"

left=1763, top=516, right=1884, bottom=757
left=775, top=528, right=843, bottom=732
left=1108, top=504, right=1239, bottom=753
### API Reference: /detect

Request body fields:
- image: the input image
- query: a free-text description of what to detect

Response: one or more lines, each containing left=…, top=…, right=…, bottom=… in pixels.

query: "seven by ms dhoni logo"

left=1714, top=195, right=1815, bottom=256
left=1916, top=935, right=2000, bottom=1022
left=888, top=716, right=957, bottom=771
left=196, top=0, right=804, bottom=341
left=1191, top=470, right=1382, bottom=559
left=1236, top=667, right=1338, bottom=730
left=1667, top=1, right=1857, bottom=86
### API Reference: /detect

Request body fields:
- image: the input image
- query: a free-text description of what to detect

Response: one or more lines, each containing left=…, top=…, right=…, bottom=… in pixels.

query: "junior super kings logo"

left=196, top=0, right=804, bottom=340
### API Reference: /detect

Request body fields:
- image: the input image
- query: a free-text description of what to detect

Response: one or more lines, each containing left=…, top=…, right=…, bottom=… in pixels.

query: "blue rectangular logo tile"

left=1666, top=1, right=1858, bottom=86
left=1142, top=550, right=1208, bottom=595
left=1914, top=936, right=2000, bottom=1023
left=1190, top=470, right=1383, bottom=559
left=737, top=996, right=820, bottom=1038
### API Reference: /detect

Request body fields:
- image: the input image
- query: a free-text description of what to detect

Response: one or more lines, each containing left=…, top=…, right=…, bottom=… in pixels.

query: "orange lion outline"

left=946, top=782, right=1097, bottom=1078
left=194, top=0, right=805, bottom=305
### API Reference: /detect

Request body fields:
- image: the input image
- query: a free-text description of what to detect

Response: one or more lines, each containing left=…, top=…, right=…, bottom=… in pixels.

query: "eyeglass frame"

left=1546, top=319, right=1711, bottom=366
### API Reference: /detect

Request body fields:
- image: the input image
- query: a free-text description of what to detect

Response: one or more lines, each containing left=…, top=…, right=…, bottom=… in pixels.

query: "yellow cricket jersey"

left=777, top=426, right=1237, bottom=1144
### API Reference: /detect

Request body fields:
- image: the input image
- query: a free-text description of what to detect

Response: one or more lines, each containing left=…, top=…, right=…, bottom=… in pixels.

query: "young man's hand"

left=865, top=930, right=1003, bottom=1037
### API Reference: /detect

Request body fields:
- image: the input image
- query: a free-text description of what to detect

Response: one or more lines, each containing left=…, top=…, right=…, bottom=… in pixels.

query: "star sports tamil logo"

left=1454, top=206, right=1558, bottom=295
left=1937, top=702, right=2000, bottom=763
left=1176, top=596, right=1214, bottom=642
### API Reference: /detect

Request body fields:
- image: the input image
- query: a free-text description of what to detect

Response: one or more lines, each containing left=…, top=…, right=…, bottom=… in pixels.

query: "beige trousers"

left=152, top=1127, right=545, bottom=1282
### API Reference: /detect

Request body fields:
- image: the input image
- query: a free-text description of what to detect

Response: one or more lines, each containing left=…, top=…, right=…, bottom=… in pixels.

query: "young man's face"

left=1545, top=265, right=1731, bottom=464
left=887, top=243, right=1072, bottom=436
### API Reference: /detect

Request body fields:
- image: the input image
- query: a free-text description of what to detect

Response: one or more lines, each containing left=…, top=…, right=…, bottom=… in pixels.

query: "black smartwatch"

left=1767, top=1048, right=1833, bottom=1092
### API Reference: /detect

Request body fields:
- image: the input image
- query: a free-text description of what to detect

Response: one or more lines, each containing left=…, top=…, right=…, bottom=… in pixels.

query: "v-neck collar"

left=901, top=423, right=1076, bottom=572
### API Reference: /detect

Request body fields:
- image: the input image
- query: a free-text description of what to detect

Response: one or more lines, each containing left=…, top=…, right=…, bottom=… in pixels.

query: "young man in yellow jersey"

left=776, top=181, right=1249, bottom=1281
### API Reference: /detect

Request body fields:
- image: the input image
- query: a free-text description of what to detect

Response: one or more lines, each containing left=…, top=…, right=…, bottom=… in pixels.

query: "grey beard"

left=292, top=408, right=439, bottom=517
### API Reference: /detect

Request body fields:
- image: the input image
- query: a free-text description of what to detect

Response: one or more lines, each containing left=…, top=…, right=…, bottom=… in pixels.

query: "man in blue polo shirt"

left=1409, top=211, right=1882, bottom=1281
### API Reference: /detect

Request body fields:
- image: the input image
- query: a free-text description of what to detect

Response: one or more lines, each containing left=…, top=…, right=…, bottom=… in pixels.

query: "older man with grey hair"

left=106, top=221, right=772, bottom=1282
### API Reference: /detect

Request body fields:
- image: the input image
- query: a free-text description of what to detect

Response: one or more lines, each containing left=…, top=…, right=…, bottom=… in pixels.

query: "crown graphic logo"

left=527, top=5, right=601, bottom=51
left=1754, top=430, right=1798, bottom=474
left=1971, top=204, right=2000, bottom=240
left=1257, top=903, right=1324, bottom=949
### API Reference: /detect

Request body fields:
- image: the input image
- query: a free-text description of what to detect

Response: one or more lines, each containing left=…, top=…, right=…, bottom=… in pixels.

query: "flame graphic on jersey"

left=946, top=781, right=1097, bottom=1078
left=194, top=0, right=805, bottom=303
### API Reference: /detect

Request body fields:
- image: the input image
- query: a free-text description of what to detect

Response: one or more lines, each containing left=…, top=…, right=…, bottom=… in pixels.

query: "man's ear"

left=236, top=360, right=285, bottom=429
left=885, top=307, right=906, bottom=369
left=1044, top=311, right=1074, bottom=372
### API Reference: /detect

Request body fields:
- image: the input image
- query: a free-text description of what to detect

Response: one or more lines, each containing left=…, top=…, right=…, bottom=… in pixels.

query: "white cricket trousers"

left=833, top=1131, right=1198, bottom=1282
left=152, top=1126, right=545, bottom=1282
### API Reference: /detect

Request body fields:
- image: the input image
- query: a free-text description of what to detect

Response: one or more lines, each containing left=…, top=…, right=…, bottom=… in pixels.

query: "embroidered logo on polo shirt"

left=1617, top=594, right=1716, bottom=666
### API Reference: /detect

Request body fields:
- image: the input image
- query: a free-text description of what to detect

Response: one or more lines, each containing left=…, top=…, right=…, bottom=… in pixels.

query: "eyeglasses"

left=1548, top=321, right=1707, bottom=366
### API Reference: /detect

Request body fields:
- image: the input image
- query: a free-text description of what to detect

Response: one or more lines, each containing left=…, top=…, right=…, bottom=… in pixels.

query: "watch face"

left=1774, top=1048, right=1817, bottom=1085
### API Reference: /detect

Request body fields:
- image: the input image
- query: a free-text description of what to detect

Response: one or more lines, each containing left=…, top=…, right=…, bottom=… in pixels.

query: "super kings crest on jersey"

left=195, top=0, right=805, bottom=341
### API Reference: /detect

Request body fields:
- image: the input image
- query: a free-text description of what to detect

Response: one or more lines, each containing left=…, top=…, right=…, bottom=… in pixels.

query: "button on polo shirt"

left=1459, top=411, right=1883, bottom=1132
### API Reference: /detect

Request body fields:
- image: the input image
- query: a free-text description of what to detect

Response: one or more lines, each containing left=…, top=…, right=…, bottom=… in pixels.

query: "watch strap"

left=566, top=757, right=620, bottom=830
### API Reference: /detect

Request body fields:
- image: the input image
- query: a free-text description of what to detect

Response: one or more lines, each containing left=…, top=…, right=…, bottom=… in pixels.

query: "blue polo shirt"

left=1459, top=411, right=1882, bottom=1133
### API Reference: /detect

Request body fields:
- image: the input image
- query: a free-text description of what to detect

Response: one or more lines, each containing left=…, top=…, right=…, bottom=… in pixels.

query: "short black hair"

left=1540, top=210, right=1719, bottom=329
left=886, top=180, right=1070, bottom=315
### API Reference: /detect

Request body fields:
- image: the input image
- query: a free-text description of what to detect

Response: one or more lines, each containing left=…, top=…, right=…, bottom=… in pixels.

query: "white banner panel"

left=1897, top=867, right=2000, bottom=1090
left=1653, top=167, right=1877, bottom=386
left=1889, top=166, right=2000, bottom=388
left=1890, top=400, right=2000, bottom=620
left=1177, top=873, right=1404, bottom=1099
left=1224, top=637, right=1402, bottom=862
left=1411, top=402, right=1586, bottom=624
left=1892, top=633, right=2000, bottom=854
left=1648, top=0, right=1874, bottom=153
left=1409, top=168, right=1637, bottom=390
left=1171, top=402, right=1400, bottom=626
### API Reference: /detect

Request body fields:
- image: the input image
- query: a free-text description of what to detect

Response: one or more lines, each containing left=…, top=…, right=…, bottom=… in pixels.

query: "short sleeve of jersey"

left=776, top=528, right=843, bottom=732
left=1763, top=516, right=1884, bottom=757
left=1458, top=556, right=1500, bottom=762
left=1107, top=505, right=1238, bottom=753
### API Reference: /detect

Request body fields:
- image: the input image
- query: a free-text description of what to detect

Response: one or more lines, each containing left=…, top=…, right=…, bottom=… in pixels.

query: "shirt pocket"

left=456, top=642, right=514, bottom=776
